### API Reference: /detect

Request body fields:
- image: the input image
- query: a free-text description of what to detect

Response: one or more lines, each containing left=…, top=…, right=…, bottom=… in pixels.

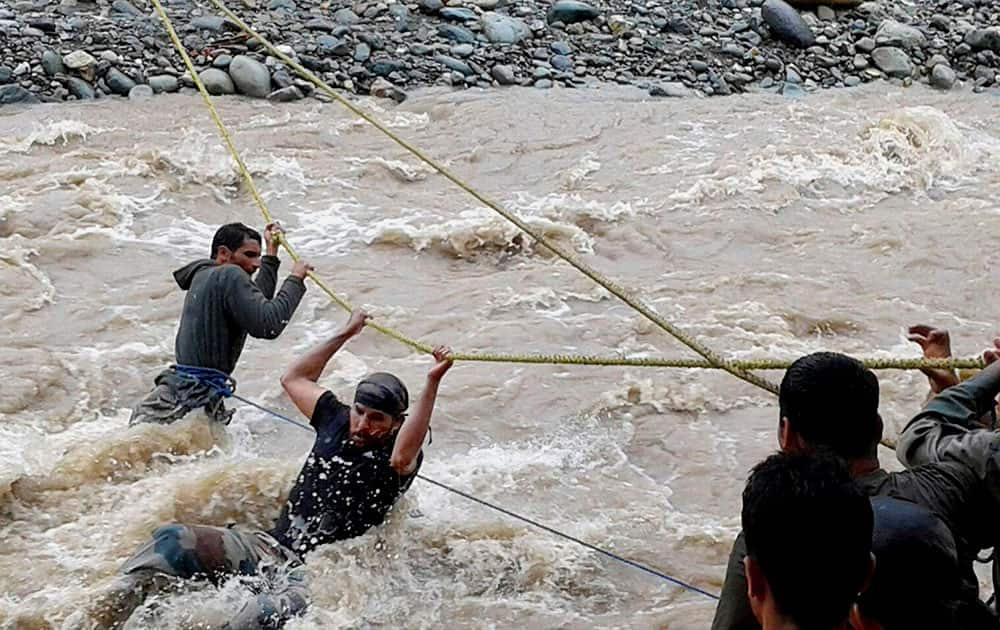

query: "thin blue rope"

left=173, top=366, right=720, bottom=601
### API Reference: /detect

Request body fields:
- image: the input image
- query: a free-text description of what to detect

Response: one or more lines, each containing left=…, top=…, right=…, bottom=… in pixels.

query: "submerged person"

left=94, top=310, right=453, bottom=629
left=712, top=351, right=1000, bottom=630
left=740, top=452, right=874, bottom=630
left=130, top=222, right=313, bottom=426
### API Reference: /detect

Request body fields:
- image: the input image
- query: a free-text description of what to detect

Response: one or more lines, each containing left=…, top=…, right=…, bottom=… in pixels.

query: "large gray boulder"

left=871, top=46, right=912, bottom=78
left=547, top=0, right=599, bottom=24
left=482, top=13, right=531, bottom=44
left=199, top=68, right=235, bottom=95
left=875, top=20, right=925, bottom=50
left=228, top=55, right=271, bottom=98
left=761, top=0, right=815, bottom=48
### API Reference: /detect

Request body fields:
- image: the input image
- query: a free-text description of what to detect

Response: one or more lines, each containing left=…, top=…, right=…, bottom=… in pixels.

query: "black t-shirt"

left=270, top=391, right=421, bottom=555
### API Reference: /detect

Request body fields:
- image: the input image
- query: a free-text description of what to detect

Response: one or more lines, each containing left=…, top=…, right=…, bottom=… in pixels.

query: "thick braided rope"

left=197, top=0, right=779, bottom=394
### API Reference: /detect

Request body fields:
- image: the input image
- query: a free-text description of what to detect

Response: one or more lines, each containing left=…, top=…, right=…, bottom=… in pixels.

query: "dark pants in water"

left=129, top=368, right=233, bottom=426
left=105, top=524, right=308, bottom=629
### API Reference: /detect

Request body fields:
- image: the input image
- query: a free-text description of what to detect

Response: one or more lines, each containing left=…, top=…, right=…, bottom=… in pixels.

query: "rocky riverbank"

left=1, top=0, right=999, bottom=105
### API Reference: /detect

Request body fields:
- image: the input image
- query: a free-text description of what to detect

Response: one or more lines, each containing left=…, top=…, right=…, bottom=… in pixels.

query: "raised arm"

left=224, top=259, right=312, bottom=340
left=907, top=325, right=961, bottom=396
left=253, top=223, right=284, bottom=299
left=280, top=310, right=370, bottom=421
left=391, top=346, right=453, bottom=476
left=897, top=344, right=1000, bottom=479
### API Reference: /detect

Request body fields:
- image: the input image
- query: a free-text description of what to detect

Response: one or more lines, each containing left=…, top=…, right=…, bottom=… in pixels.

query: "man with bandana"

left=91, top=310, right=453, bottom=629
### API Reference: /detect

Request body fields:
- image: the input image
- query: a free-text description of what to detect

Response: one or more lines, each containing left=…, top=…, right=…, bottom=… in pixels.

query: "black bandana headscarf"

left=353, top=372, right=409, bottom=419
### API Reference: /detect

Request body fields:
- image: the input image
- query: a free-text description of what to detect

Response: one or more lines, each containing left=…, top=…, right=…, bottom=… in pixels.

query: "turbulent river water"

left=2, top=84, right=1000, bottom=629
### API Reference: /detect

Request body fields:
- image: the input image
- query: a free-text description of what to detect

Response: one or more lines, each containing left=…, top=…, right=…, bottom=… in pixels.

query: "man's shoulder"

left=313, top=390, right=350, bottom=433
left=880, top=462, right=979, bottom=507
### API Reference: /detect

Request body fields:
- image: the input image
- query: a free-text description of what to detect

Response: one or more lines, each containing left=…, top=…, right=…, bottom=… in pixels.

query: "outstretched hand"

left=343, top=309, right=370, bottom=338
left=907, top=325, right=960, bottom=393
left=983, top=338, right=1000, bottom=366
left=427, top=346, right=453, bottom=382
left=264, top=222, right=283, bottom=256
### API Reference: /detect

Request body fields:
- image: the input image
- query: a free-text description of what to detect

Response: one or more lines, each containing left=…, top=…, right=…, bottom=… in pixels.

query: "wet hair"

left=742, top=452, right=873, bottom=629
left=858, top=498, right=996, bottom=630
left=210, top=223, right=261, bottom=259
left=779, top=352, right=882, bottom=459
left=354, top=373, right=409, bottom=419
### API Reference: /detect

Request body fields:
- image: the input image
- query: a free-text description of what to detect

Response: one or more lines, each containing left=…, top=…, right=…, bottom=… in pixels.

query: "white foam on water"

left=667, top=106, right=998, bottom=209
left=0, top=119, right=113, bottom=155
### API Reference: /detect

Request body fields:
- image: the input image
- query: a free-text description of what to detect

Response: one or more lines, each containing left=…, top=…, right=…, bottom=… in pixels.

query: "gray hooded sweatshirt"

left=172, top=255, right=306, bottom=374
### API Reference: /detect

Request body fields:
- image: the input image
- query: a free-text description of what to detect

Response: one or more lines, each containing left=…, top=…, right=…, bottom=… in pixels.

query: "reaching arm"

left=391, top=346, right=453, bottom=476
left=907, top=325, right=961, bottom=396
left=254, top=223, right=284, bottom=299
left=897, top=349, right=1000, bottom=494
left=224, top=260, right=313, bottom=340
left=281, top=310, right=369, bottom=421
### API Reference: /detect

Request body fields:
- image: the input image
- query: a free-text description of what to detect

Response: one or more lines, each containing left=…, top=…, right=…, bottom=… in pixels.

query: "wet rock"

left=550, top=54, right=573, bottom=71
left=111, top=0, right=143, bottom=16
left=213, top=54, right=233, bottom=68
left=855, top=36, right=875, bottom=53
left=438, top=24, right=476, bottom=44
left=42, top=50, right=64, bottom=76
left=148, top=74, right=179, bottom=93
left=128, top=84, right=154, bottom=100
left=228, top=55, right=271, bottom=97
left=0, top=84, right=40, bottom=104
left=440, top=7, right=477, bottom=22
left=106, top=68, right=136, bottom=95
left=417, top=0, right=442, bottom=13
left=192, top=16, right=226, bottom=32
left=649, top=81, right=692, bottom=97
left=369, top=77, right=407, bottom=102
left=317, top=35, right=350, bottom=56
left=268, top=0, right=296, bottom=11
left=875, top=19, right=925, bottom=50
left=435, top=55, right=474, bottom=75
left=334, top=8, right=360, bottom=25
left=761, top=0, right=815, bottom=48
left=267, top=85, right=304, bottom=101
left=491, top=64, right=516, bottom=84
left=67, top=77, right=95, bottom=99
left=199, top=68, right=235, bottom=94
left=929, top=64, right=955, bottom=90
left=63, top=50, right=97, bottom=72
left=306, top=18, right=336, bottom=32
left=551, top=40, right=572, bottom=55
left=779, top=80, right=805, bottom=97
left=0, top=67, right=11, bottom=84
left=871, top=46, right=912, bottom=78
left=482, top=13, right=531, bottom=44
left=965, top=28, right=1000, bottom=53
left=547, top=0, right=599, bottom=25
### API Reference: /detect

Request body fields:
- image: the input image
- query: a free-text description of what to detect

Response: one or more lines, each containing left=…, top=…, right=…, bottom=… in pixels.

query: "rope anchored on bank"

left=147, top=0, right=986, bottom=379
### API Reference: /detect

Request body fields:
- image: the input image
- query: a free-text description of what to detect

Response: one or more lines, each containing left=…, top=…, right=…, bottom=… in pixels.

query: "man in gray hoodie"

left=130, top=222, right=313, bottom=426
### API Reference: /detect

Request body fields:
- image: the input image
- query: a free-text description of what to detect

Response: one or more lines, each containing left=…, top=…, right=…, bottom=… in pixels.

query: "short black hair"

left=210, top=223, right=261, bottom=258
left=742, top=452, right=873, bottom=628
left=779, top=352, right=882, bottom=459
left=859, top=498, right=995, bottom=629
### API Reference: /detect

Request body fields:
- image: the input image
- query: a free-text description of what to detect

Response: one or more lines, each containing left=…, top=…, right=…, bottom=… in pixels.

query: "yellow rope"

left=197, top=0, right=779, bottom=394
left=148, top=0, right=987, bottom=382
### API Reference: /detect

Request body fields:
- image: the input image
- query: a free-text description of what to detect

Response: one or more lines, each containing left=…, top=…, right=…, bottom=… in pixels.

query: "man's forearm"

left=283, top=329, right=355, bottom=383
left=391, top=377, right=439, bottom=473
